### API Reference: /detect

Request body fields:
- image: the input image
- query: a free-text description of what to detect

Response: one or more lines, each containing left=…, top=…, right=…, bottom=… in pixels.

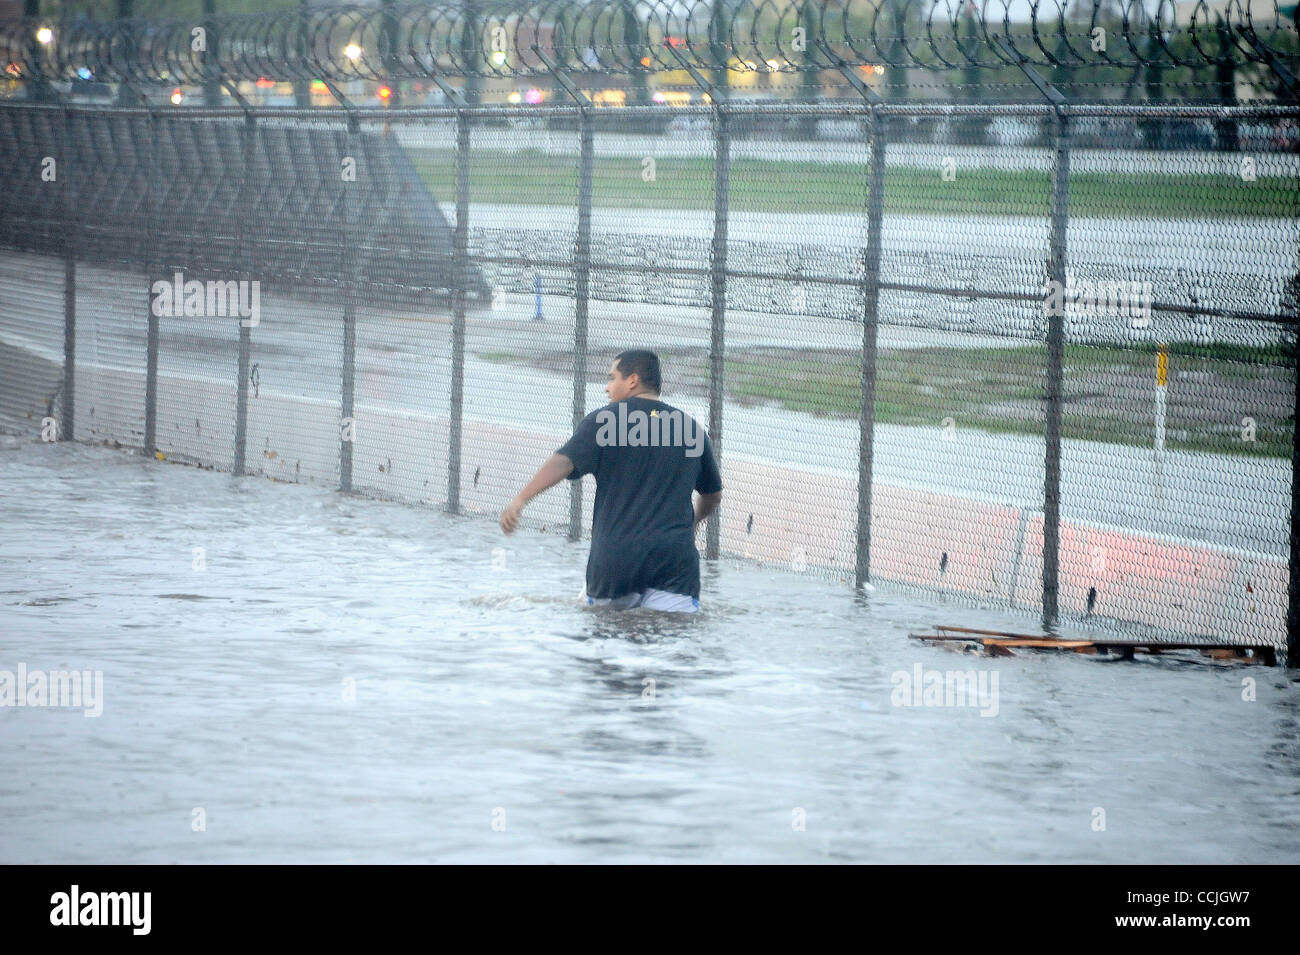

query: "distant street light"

left=36, top=26, right=53, bottom=45
left=344, top=43, right=362, bottom=61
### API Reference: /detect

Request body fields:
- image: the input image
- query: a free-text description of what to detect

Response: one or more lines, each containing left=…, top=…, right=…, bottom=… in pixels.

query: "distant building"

left=1170, top=0, right=1289, bottom=24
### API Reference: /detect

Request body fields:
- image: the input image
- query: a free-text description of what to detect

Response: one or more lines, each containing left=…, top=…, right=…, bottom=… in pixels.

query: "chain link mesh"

left=0, top=92, right=1296, bottom=653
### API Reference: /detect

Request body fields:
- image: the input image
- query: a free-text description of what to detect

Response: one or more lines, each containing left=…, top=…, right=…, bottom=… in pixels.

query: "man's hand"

left=499, top=454, right=575, bottom=535
left=499, top=496, right=525, bottom=535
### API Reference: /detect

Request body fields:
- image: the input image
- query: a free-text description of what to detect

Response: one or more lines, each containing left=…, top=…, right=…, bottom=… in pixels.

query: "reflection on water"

left=1, top=435, right=1297, bottom=863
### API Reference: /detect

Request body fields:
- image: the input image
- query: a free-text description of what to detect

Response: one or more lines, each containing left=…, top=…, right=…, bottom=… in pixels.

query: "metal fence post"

left=1290, top=320, right=1299, bottom=666
left=1288, top=249, right=1300, bottom=667
left=229, top=87, right=256, bottom=476
left=705, top=99, right=730, bottom=561
left=63, top=256, right=75, bottom=439
left=294, top=0, right=312, bottom=108
left=996, top=37, right=1068, bottom=631
left=1239, top=13, right=1300, bottom=667
left=667, top=42, right=730, bottom=561
left=340, top=114, right=358, bottom=493
left=144, top=110, right=160, bottom=457
left=425, top=70, right=471, bottom=514
left=60, top=107, right=75, bottom=442
left=570, top=110, right=594, bottom=542
left=825, top=44, right=885, bottom=590
left=322, top=80, right=360, bottom=493
left=860, top=110, right=886, bottom=590
left=201, top=0, right=221, bottom=108
left=448, top=105, right=470, bottom=513
left=1243, top=0, right=1300, bottom=667
left=1042, top=104, right=1069, bottom=631
left=532, top=47, right=594, bottom=543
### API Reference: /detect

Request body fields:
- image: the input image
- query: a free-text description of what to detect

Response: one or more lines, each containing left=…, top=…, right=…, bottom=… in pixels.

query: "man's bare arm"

left=694, top=491, right=723, bottom=529
left=499, top=453, right=575, bottom=534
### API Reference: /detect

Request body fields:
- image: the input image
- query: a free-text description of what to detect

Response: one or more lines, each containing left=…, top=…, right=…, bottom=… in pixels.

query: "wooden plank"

left=912, top=631, right=1273, bottom=652
left=933, top=625, right=1041, bottom=640
left=908, top=629, right=1277, bottom=665
left=980, top=638, right=1095, bottom=649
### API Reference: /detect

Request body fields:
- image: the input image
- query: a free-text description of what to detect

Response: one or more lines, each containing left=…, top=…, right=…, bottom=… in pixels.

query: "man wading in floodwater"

left=499, top=350, right=723, bottom=613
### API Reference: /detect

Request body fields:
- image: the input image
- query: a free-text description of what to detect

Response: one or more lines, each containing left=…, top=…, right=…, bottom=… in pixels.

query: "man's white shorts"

left=581, top=587, right=700, bottom=614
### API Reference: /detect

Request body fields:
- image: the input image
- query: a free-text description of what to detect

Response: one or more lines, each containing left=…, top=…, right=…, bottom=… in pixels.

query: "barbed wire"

left=1, top=0, right=1296, bottom=87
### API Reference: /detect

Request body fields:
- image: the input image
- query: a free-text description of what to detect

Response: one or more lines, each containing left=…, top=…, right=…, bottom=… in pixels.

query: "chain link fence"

left=1, top=92, right=1297, bottom=657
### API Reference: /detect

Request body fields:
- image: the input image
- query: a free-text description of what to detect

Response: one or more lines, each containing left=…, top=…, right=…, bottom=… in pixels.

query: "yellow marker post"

left=1154, top=345, right=1167, bottom=498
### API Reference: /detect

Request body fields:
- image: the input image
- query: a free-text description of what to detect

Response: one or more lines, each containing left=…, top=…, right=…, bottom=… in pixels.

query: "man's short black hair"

left=614, top=349, right=662, bottom=393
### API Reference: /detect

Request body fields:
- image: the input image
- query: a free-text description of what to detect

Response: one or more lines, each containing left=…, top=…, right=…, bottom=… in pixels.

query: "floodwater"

left=1, top=432, right=1297, bottom=863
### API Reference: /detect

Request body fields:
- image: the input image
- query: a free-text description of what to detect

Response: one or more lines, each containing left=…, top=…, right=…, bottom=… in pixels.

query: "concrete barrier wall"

left=11, top=350, right=1281, bottom=648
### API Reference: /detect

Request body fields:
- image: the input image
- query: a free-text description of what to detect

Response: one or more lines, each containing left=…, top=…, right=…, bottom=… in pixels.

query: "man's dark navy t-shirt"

left=557, top=396, right=723, bottom=600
